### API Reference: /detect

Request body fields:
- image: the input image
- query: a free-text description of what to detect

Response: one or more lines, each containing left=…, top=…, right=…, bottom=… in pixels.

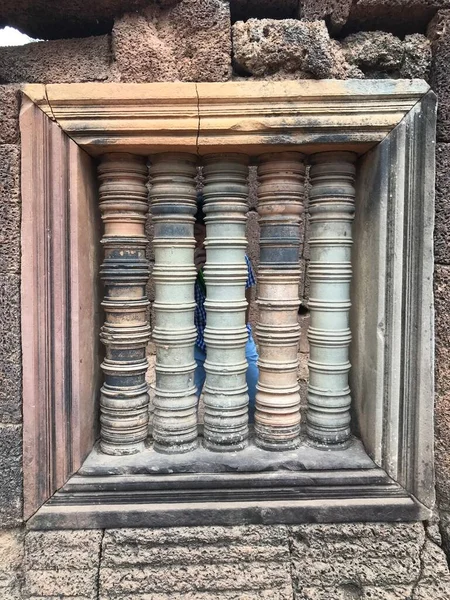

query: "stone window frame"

left=20, top=80, right=436, bottom=529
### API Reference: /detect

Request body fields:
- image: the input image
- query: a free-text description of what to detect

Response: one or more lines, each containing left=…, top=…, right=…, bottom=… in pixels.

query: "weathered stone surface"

left=0, top=274, right=21, bottom=424
left=232, top=19, right=361, bottom=79
left=0, top=199, right=20, bottom=275
left=24, top=531, right=102, bottom=598
left=401, top=33, right=432, bottom=78
left=0, top=424, right=22, bottom=527
left=113, top=0, right=231, bottom=83
left=25, top=530, right=103, bottom=570
left=341, top=31, right=430, bottom=79
left=0, top=145, right=20, bottom=205
left=25, top=569, right=98, bottom=598
left=0, top=87, right=20, bottom=145
left=0, top=528, right=24, bottom=599
left=0, top=36, right=111, bottom=84
left=435, top=266, right=450, bottom=510
left=290, top=523, right=424, bottom=589
left=429, top=10, right=450, bottom=142
left=435, top=144, right=450, bottom=264
left=300, top=0, right=353, bottom=32
left=100, top=526, right=292, bottom=597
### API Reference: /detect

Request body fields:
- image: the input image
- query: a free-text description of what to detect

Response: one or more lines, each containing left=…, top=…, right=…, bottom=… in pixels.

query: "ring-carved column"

left=255, top=153, right=306, bottom=451
left=307, top=151, right=356, bottom=446
left=98, top=153, right=151, bottom=455
left=202, top=154, right=250, bottom=452
left=149, top=153, right=199, bottom=453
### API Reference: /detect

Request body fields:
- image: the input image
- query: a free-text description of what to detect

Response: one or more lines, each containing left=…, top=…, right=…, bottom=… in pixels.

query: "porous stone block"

left=341, top=31, right=431, bottom=79
left=24, top=569, right=98, bottom=598
left=429, top=10, right=450, bottom=142
left=232, top=19, right=361, bottom=79
left=0, top=528, right=24, bottom=599
left=100, top=526, right=292, bottom=597
left=435, top=144, right=450, bottom=264
left=25, top=530, right=103, bottom=571
left=113, top=0, right=231, bottom=83
left=435, top=266, right=450, bottom=510
left=0, top=86, right=20, bottom=145
left=0, top=274, right=21, bottom=424
left=290, top=523, right=424, bottom=589
left=300, top=0, right=353, bottom=33
left=0, top=424, right=22, bottom=527
left=0, top=199, right=21, bottom=274
left=435, top=264, right=450, bottom=349
left=0, top=36, right=111, bottom=84
left=0, top=145, right=20, bottom=204
left=24, top=531, right=102, bottom=598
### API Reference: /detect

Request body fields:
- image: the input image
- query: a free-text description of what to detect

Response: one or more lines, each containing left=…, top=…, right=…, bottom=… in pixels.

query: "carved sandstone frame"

left=20, top=80, right=436, bottom=527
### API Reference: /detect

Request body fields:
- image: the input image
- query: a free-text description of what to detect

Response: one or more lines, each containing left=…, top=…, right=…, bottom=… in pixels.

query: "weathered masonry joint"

left=20, top=80, right=436, bottom=529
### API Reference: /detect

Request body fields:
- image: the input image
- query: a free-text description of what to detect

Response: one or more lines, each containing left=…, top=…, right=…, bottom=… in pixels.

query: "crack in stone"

left=286, top=526, right=297, bottom=600
left=410, top=522, right=427, bottom=600
left=438, top=513, right=450, bottom=570
left=96, top=529, right=106, bottom=600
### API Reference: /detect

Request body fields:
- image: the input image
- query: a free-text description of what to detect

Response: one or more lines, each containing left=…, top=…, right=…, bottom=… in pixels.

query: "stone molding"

left=22, top=80, right=429, bottom=155
left=20, top=97, right=101, bottom=519
left=19, top=80, right=436, bottom=527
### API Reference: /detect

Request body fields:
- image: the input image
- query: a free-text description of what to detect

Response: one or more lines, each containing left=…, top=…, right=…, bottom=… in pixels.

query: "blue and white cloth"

left=194, top=255, right=256, bottom=352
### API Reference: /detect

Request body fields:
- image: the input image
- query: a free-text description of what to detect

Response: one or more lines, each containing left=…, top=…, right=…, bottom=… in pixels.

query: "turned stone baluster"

left=149, top=153, right=199, bottom=453
left=255, top=153, right=306, bottom=451
left=98, top=154, right=151, bottom=455
left=307, top=151, right=356, bottom=446
left=202, top=154, right=250, bottom=452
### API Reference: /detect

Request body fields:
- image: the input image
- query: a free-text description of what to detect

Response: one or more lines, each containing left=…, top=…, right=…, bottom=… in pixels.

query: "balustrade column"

left=307, top=151, right=356, bottom=446
left=202, top=154, right=250, bottom=452
left=255, top=153, right=306, bottom=451
left=98, top=154, right=151, bottom=455
left=149, top=153, right=199, bottom=453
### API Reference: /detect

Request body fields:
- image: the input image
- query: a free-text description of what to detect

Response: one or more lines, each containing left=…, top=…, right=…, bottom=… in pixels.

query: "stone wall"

left=1, top=0, right=450, bottom=598
left=16, top=524, right=450, bottom=599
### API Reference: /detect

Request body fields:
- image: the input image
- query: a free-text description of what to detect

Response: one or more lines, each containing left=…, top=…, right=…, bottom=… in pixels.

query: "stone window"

left=20, top=80, right=436, bottom=529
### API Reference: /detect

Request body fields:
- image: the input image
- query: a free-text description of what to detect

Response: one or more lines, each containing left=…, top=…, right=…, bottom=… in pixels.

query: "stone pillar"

left=149, top=153, right=199, bottom=453
left=97, top=154, right=151, bottom=455
left=202, top=154, right=250, bottom=452
left=307, top=151, right=356, bottom=446
left=255, top=152, right=306, bottom=451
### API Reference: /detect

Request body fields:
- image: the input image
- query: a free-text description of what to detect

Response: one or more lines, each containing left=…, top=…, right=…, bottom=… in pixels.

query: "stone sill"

left=27, top=434, right=431, bottom=529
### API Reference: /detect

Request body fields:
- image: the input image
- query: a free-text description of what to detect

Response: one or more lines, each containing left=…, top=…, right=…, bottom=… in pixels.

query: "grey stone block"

left=290, top=523, right=423, bottom=588
left=0, top=528, right=24, bottom=600
left=0, top=36, right=111, bottom=84
left=25, top=530, right=103, bottom=571
left=232, top=19, right=360, bottom=79
left=0, top=200, right=20, bottom=274
left=0, top=274, right=21, bottom=424
left=0, top=424, right=22, bottom=527
left=0, top=145, right=20, bottom=205
left=100, top=563, right=292, bottom=595
left=25, top=569, right=98, bottom=598
left=341, top=31, right=430, bottom=79
left=435, top=144, right=450, bottom=264
left=429, top=10, right=450, bottom=142
left=0, top=86, right=20, bottom=145
left=101, top=526, right=291, bottom=596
